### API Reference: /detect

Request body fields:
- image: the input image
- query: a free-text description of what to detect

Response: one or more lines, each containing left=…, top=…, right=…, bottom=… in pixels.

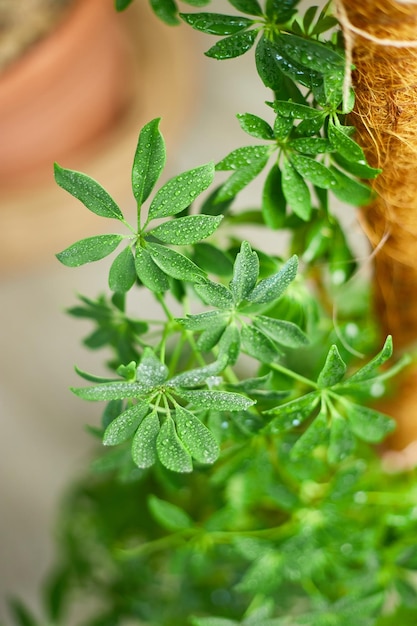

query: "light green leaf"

left=289, top=137, right=332, bottom=156
left=236, top=113, right=275, bottom=140
left=272, top=100, right=322, bottom=120
left=168, top=360, right=225, bottom=388
left=177, top=389, right=255, bottom=411
left=216, top=145, right=271, bottom=171
left=175, top=405, right=220, bottom=464
left=332, top=152, right=381, bottom=179
left=290, top=153, right=338, bottom=189
left=246, top=255, right=298, bottom=304
left=157, top=417, right=193, bottom=472
left=71, top=381, right=147, bottom=401
left=345, top=403, right=396, bottom=443
left=194, top=280, right=234, bottom=309
left=317, top=345, right=346, bottom=388
left=54, top=164, right=124, bottom=219
left=131, top=411, right=160, bottom=468
left=180, top=12, right=254, bottom=35
left=347, top=336, right=393, bottom=384
left=136, top=347, right=168, bottom=389
left=148, top=494, right=192, bottom=531
left=205, top=29, right=258, bottom=60
left=253, top=316, right=309, bottom=348
left=135, top=245, right=170, bottom=292
left=108, top=245, right=136, bottom=292
left=328, top=121, right=366, bottom=164
left=241, top=323, right=280, bottom=362
left=56, top=234, right=123, bottom=267
left=197, top=321, right=228, bottom=351
left=217, top=323, right=241, bottom=365
left=103, top=401, right=149, bottom=445
left=147, top=243, right=206, bottom=282
left=191, top=617, right=238, bottom=626
left=290, top=407, right=328, bottom=459
left=281, top=159, right=312, bottom=220
left=230, top=241, right=259, bottom=304
left=148, top=163, right=214, bottom=220
left=215, top=158, right=269, bottom=202
left=328, top=412, right=355, bottom=463
left=148, top=214, right=223, bottom=245
left=132, top=118, right=166, bottom=205
left=177, top=310, right=228, bottom=331
left=264, top=392, right=320, bottom=432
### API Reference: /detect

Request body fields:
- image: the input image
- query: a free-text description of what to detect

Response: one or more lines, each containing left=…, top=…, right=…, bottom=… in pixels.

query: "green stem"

left=268, top=361, right=318, bottom=390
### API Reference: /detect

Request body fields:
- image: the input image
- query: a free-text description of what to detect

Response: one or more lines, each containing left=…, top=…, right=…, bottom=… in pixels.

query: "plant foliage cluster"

left=6, top=1, right=417, bottom=625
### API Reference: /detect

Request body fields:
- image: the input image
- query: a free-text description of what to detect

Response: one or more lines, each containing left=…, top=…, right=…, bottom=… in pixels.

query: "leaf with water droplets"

left=216, top=145, right=271, bottom=171
left=290, top=406, right=328, bottom=459
left=54, top=164, right=124, bottom=220
left=346, top=337, right=393, bottom=384
left=177, top=389, right=255, bottom=411
left=193, top=242, right=233, bottom=276
left=241, top=323, right=280, bottom=362
left=344, top=403, right=396, bottom=443
left=71, top=380, right=149, bottom=401
left=264, top=392, right=320, bottom=431
left=134, top=245, right=169, bottom=292
left=230, top=241, right=259, bottom=304
left=108, top=245, right=136, bottom=292
left=180, top=12, right=254, bottom=35
left=332, top=153, right=381, bottom=180
left=205, top=30, right=258, bottom=60
left=236, top=113, right=275, bottom=140
left=328, top=121, right=366, bottom=164
left=317, top=345, right=346, bottom=388
left=277, top=33, right=344, bottom=75
left=148, top=163, right=214, bottom=220
left=148, top=214, right=223, bottom=245
left=56, top=234, right=123, bottom=267
left=228, top=0, right=263, bottom=15
left=157, top=417, right=193, bottom=472
left=273, top=100, right=323, bottom=120
left=255, top=36, right=284, bottom=92
left=217, top=323, right=241, bottom=365
left=103, top=401, right=149, bottom=445
left=148, top=494, right=193, bottom=531
left=328, top=412, right=355, bottom=464
left=132, top=118, right=166, bottom=206
left=194, top=280, right=234, bottom=309
left=175, top=405, right=220, bottom=464
left=177, top=310, right=228, bottom=331
left=330, top=167, right=373, bottom=207
left=290, top=154, right=338, bottom=189
left=136, top=347, right=168, bottom=390
left=265, top=0, right=299, bottom=22
left=215, top=157, right=270, bottom=202
left=131, top=411, right=160, bottom=468
left=281, top=159, right=311, bottom=221
left=148, top=243, right=206, bottom=282
left=168, top=360, right=225, bottom=388
left=253, top=316, right=308, bottom=348
left=246, top=255, right=298, bottom=305
left=262, top=164, right=286, bottom=230
left=289, top=137, right=332, bottom=157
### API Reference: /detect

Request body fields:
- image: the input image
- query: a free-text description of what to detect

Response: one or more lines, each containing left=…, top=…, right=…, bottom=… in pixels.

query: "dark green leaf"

left=289, top=137, right=332, bottom=156
left=115, top=0, right=134, bottom=10
left=246, top=255, right=298, bottom=304
left=317, top=345, right=346, bottom=388
left=396, top=546, right=417, bottom=570
left=395, top=579, right=417, bottom=608
left=328, top=412, right=355, bottom=463
left=236, top=113, right=275, bottom=140
left=108, top=245, right=136, bottom=292
left=148, top=163, right=214, bottom=220
left=290, top=153, right=338, bottom=189
left=332, top=152, right=381, bottom=179
left=262, top=164, right=286, bottom=229
left=147, top=243, right=206, bottom=282
left=56, top=234, right=123, bottom=267
left=290, top=407, right=328, bottom=459
left=264, top=38, right=322, bottom=90
left=132, top=118, right=166, bottom=206
left=168, top=360, right=225, bottom=387
left=197, top=321, right=228, bottom=351
left=273, top=114, right=293, bottom=139
left=241, top=323, right=280, bottom=362
left=281, top=159, right=311, bottom=220
left=265, top=392, right=320, bottom=430
left=131, top=411, right=160, bottom=468
left=272, top=100, right=322, bottom=120
left=177, top=389, right=255, bottom=411
left=205, top=30, right=258, bottom=60
left=54, top=164, right=124, bottom=220
left=277, top=33, right=344, bottom=74
left=230, top=240, right=259, bottom=303
left=255, top=36, right=284, bottom=92
left=194, top=280, right=234, bottom=309
left=228, top=0, right=263, bottom=16
left=103, top=401, right=149, bottom=445
left=149, top=0, right=179, bottom=25
left=157, top=417, right=193, bottom=472
left=148, top=214, right=223, bottom=245
left=345, top=403, right=396, bottom=443
left=265, top=0, right=299, bottom=22
left=253, top=315, right=308, bottom=348
left=148, top=494, right=193, bottom=530
left=7, top=599, right=39, bottom=626
left=175, top=405, right=220, bottom=463
left=180, top=12, right=254, bottom=35
left=330, top=167, right=373, bottom=206
left=303, top=5, right=318, bottom=33
left=328, top=121, right=366, bottom=164
left=135, top=245, right=169, bottom=292
left=193, top=242, right=233, bottom=276
left=191, top=617, right=237, bottom=626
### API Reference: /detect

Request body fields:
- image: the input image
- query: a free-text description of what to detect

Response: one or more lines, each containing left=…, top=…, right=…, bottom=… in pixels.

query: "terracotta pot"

left=0, top=0, right=133, bottom=187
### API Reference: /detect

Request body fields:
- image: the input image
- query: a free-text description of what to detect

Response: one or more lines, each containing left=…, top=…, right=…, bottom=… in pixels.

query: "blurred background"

left=0, top=0, right=357, bottom=619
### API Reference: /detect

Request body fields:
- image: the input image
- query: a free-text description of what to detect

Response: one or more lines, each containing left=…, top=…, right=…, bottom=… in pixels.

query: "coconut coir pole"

left=335, top=0, right=417, bottom=451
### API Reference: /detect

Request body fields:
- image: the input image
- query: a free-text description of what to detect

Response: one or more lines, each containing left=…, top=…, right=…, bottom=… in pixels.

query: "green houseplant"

left=6, top=1, right=417, bottom=625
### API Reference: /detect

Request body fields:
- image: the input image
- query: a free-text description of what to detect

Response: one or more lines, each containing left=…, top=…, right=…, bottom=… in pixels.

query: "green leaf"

left=328, top=121, right=366, bottom=164
left=330, top=167, right=373, bottom=206
left=131, top=411, right=160, bottom=468
left=148, top=243, right=206, bottom=282
left=230, top=241, right=259, bottom=303
left=328, top=412, right=355, bottom=463
left=180, top=12, right=254, bottom=35
left=205, top=30, right=258, bottom=60
left=289, top=154, right=338, bottom=189
left=56, top=234, right=124, bottom=267
left=168, top=360, right=225, bottom=387
left=277, top=33, right=344, bottom=74
left=132, top=118, right=166, bottom=206
left=273, top=100, right=323, bottom=120
left=148, top=214, right=223, bottom=245
left=332, top=152, right=381, bottom=179
left=175, top=405, right=220, bottom=463
left=246, top=255, right=298, bottom=304
left=149, top=0, right=179, bottom=25
left=345, top=403, right=396, bottom=443
left=215, top=157, right=270, bottom=202
left=54, top=164, right=124, bottom=220
left=7, top=599, right=39, bottom=626
left=253, top=316, right=308, bottom=348
left=72, top=381, right=147, bottom=401
left=108, top=245, right=136, bottom=292
left=217, top=323, right=241, bottom=365
left=236, top=113, right=275, bottom=140
left=216, top=145, right=271, bottom=171
left=148, top=163, right=214, bottom=220
left=265, top=392, right=320, bottom=432
left=317, top=345, right=346, bottom=388
left=348, top=337, right=393, bottom=384
left=241, top=323, right=280, bottom=362
left=191, top=617, right=237, bottom=626
left=194, top=280, right=234, bottom=309
left=135, top=245, right=169, bottom=292
left=290, top=407, right=328, bottom=459
left=265, top=0, right=299, bottom=22
left=262, top=164, right=286, bottom=229
left=289, top=137, right=332, bottom=156
left=178, top=310, right=228, bottom=331
left=281, top=159, right=311, bottom=220
left=103, top=401, right=149, bottom=445
left=177, top=389, right=255, bottom=411
left=137, top=347, right=169, bottom=389
left=193, top=242, right=233, bottom=276
left=228, top=0, right=263, bottom=15
left=255, top=36, right=284, bottom=92
left=157, top=417, right=193, bottom=472
left=197, top=321, right=228, bottom=351
left=115, top=0, right=134, bottom=10
left=148, top=494, right=193, bottom=530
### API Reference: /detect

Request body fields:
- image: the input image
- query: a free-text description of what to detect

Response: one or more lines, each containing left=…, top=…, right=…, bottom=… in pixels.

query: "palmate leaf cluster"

left=8, top=2, right=417, bottom=626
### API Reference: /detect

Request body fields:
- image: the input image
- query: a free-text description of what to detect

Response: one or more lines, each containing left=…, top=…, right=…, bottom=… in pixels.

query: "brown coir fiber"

left=335, top=0, right=417, bottom=451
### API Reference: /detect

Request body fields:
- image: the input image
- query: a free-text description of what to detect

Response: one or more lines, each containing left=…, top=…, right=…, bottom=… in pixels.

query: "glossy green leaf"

left=290, top=154, right=338, bottom=189
left=147, top=242, right=205, bottom=282
left=328, top=121, right=366, bottom=164
left=54, top=164, right=124, bottom=220
left=103, top=401, right=149, bottom=445
left=148, top=214, right=223, bottom=245
left=177, top=310, right=228, bottom=331
left=289, top=137, right=332, bottom=156
left=265, top=38, right=322, bottom=90
left=281, top=159, right=311, bottom=220
left=72, top=381, right=147, bottom=401
left=328, top=412, right=355, bottom=463
left=332, top=152, right=381, bottom=179
left=272, top=100, right=322, bottom=120
left=217, top=323, right=241, bottom=365
left=194, top=280, right=234, bottom=309
left=108, top=245, right=136, bottom=292
left=255, top=36, right=284, bottom=92
left=131, top=411, right=160, bottom=468
left=246, top=255, right=298, bottom=304
left=317, top=345, right=346, bottom=388
left=273, top=114, right=293, bottom=139
left=253, top=316, right=308, bottom=348
left=345, top=403, right=396, bottom=443
left=168, top=360, right=225, bottom=388
left=180, top=12, right=254, bottom=35
left=135, top=245, right=169, bottom=292
left=278, top=33, right=344, bottom=74
left=347, top=336, right=393, bottom=384
left=265, top=0, right=299, bottom=22
left=56, top=234, right=124, bottom=267
left=290, top=407, right=328, bottom=459
left=193, top=242, right=233, bottom=276
left=175, top=405, right=220, bottom=464
left=330, top=167, right=373, bottom=206
left=236, top=113, right=275, bottom=140
left=205, top=30, right=258, bottom=60
left=215, top=157, right=270, bottom=202
left=264, top=392, right=320, bottom=432
left=115, top=0, right=134, bottom=10
left=197, top=321, right=228, bottom=351
left=216, top=145, right=271, bottom=171
left=136, top=347, right=168, bottom=389
left=148, top=494, right=193, bottom=531
left=262, top=164, right=286, bottom=229
left=149, top=0, right=179, bottom=25
left=230, top=241, right=259, bottom=303
left=177, top=389, right=255, bottom=411
left=148, top=163, right=214, bottom=220
left=228, top=0, right=263, bottom=15
left=157, top=417, right=193, bottom=472
left=132, top=118, right=166, bottom=206
left=241, top=323, right=280, bottom=362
